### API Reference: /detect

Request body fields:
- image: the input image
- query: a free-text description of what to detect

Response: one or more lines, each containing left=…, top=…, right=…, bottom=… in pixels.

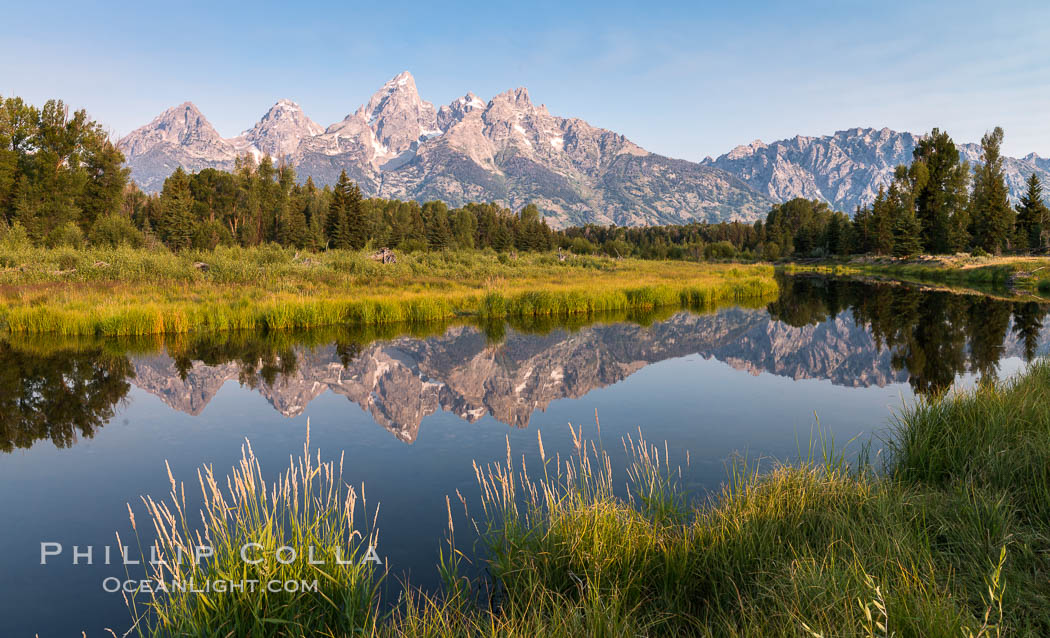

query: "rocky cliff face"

left=118, top=72, right=772, bottom=227
left=706, top=127, right=1050, bottom=213
left=129, top=308, right=955, bottom=443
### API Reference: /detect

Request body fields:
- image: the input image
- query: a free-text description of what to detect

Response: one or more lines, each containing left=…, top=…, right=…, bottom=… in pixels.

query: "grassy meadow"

left=124, top=360, right=1050, bottom=637
left=0, top=244, right=777, bottom=336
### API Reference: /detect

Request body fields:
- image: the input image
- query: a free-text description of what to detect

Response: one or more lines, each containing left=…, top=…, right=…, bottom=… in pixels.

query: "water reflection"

left=769, top=275, right=1048, bottom=394
left=1, top=276, right=1047, bottom=452
left=0, top=341, right=133, bottom=452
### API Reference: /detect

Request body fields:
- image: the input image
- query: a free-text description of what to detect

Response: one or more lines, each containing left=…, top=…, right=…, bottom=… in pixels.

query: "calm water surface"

left=1, top=276, right=1047, bottom=636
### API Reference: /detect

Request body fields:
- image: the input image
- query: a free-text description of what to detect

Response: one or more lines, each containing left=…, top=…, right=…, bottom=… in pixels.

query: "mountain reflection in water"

left=1, top=276, right=1047, bottom=452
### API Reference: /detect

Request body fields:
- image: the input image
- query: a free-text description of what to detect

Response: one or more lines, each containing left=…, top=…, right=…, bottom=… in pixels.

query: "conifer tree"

left=1015, top=173, right=1048, bottom=253
left=906, top=129, right=969, bottom=254
left=326, top=170, right=352, bottom=249
left=157, top=167, right=195, bottom=250
left=869, top=186, right=894, bottom=255
left=423, top=201, right=451, bottom=250
left=970, top=127, right=1014, bottom=254
left=892, top=209, right=923, bottom=257
left=344, top=181, right=367, bottom=249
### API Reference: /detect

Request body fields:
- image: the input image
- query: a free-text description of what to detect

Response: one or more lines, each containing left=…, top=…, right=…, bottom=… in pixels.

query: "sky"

left=3, top=0, right=1050, bottom=160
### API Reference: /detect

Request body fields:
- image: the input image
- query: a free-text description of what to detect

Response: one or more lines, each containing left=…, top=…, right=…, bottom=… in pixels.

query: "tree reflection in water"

left=769, top=274, right=1048, bottom=395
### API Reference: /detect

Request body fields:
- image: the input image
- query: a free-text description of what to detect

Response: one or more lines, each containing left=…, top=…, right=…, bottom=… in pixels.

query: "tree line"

left=3, top=96, right=1048, bottom=259
left=137, top=163, right=556, bottom=253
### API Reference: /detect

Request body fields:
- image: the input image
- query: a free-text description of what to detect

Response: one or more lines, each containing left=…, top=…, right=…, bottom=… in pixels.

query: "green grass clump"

left=892, top=362, right=1050, bottom=524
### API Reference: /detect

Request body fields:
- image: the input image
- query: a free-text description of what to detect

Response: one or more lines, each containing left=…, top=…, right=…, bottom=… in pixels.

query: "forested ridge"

left=3, top=96, right=1048, bottom=260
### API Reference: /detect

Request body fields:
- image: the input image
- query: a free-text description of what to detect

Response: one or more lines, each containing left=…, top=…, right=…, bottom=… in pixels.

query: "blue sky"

left=3, top=0, right=1049, bottom=160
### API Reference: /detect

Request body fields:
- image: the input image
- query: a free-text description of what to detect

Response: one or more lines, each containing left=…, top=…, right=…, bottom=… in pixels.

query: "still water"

left=1, top=276, right=1046, bottom=636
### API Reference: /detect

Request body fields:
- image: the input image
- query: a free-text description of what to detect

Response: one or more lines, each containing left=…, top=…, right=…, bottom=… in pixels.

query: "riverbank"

left=785, top=254, right=1050, bottom=297
left=0, top=245, right=776, bottom=336
left=128, top=360, right=1050, bottom=636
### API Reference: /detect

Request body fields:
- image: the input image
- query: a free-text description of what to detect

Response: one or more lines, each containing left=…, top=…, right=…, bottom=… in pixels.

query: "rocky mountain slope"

left=705, top=127, right=1050, bottom=213
left=119, top=79, right=1050, bottom=224
left=118, top=72, right=772, bottom=227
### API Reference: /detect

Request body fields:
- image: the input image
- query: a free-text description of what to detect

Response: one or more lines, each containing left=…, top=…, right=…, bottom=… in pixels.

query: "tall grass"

left=0, top=246, right=777, bottom=335
left=125, top=362, right=1050, bottom=637
left=125, top=427, right=382, bottom=637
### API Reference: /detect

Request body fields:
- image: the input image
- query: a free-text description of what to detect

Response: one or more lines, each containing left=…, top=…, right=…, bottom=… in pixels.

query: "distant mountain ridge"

left=118, top=76, right=1050, bottom=226
left=704, top=127, right=1050, bottom=214
left=118, top=72, right=771, bottom=228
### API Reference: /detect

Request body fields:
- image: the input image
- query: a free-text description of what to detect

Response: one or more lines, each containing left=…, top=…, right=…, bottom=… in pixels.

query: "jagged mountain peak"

left=117, top=100, right=231, bottom=161
left=147, top=101, right=213, bottom=134
left=726, top=139, right=767, bottom=159
left=236, top=98, right=324, bottom=158
left=436, top=92, right=488, bottom=131
left=488, top=87, right=536, bottom=114
left=333, top=71, right=440, bottom=155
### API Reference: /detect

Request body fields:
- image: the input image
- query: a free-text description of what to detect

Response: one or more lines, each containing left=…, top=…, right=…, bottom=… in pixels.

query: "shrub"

left=0, top=221, right=31, bottom=250
left=704, top=240, right=738, bottom=260
left=46, top=222, right=85, bottom=249
left=569, top=237, right=598, bottom=254
left=89, top=215, right=145, bottom=248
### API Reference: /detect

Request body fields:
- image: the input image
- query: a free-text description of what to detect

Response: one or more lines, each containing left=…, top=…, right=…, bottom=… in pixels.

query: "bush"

left=0, top=221, right=31, bottom=250
left=603, top=239, right=632, bottom=258
left=89, top=215, right=145, bottom=248
left=45, top=222, right=85, bottom=249
left=704, top=240, right=738, bottom=260
left=568, top=237, right=598, bottom=255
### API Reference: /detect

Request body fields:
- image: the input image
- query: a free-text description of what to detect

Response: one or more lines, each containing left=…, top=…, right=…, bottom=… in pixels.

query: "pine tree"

left=869, top=186, right=894, bottom=255
left=850, top=205, right=873, bottom=254
left=157, top=167, right=195, bottom=250
left=344, top=181, right=367, bottom=249
left=326, top=170, right=352, bottom=249
left=423, top=201, right=451, bottom=250
left=970, top=127, right=1014, bottom=254
left=892, top=210, right=923, bottom=257
left=1015, top=173, right=1048, bottom=253
left=492, top=221, right=513, bottom=251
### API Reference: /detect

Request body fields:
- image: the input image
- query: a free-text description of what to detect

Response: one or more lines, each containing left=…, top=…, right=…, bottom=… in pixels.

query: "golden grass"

left=0, top=246, right=778, bottom=335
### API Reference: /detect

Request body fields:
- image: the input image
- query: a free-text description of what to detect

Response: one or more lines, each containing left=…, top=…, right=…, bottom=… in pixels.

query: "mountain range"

left=118, top=72, right=1050, bottom=227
